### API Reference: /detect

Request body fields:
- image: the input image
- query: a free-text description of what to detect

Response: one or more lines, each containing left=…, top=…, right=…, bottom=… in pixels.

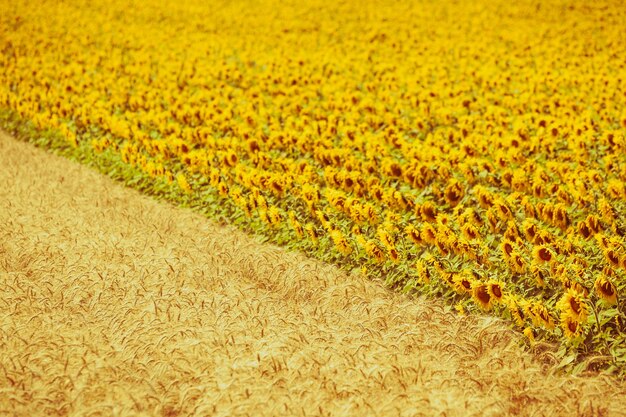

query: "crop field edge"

left=4, top=106, right=624, bottom=380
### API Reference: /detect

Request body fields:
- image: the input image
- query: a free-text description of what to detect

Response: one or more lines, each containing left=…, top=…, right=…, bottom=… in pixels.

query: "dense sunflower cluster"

left=2, top=0, right=626, bottom=368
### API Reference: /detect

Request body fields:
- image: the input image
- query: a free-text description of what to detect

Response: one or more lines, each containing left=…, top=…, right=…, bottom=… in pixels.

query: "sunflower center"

left=476, top=286, right=491, bottom=304
left=567, top=320, right=578, bottom=333
left=569, top=297, right=581, bottom=314
left=539, top=248, right=551, bottom=261
left=491, top=285, right=502, bottom=298
left=601, top=282, right=615, bottom=296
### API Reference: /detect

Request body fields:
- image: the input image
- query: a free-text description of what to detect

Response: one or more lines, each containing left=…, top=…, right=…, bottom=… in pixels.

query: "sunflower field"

left=1, top=0, right=626, bottom=372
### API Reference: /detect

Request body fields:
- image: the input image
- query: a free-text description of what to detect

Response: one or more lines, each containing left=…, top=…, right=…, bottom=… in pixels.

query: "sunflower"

left=530, top=265, right=546, bottom=288
left=523, top=327, right=535, bottom=344
left=305, top=223, right=319, bottom=245
left=560, top=313, right=583, bottom=339
left=444, top=180, right=465, bottom=206
left=421, top=223, right=437, bottom=244
left=507, top=296, right=529, bottom=327
left=453, top=272, right=475, bottom=294
left=361, top=203, right=379, bottom=224
left=455, top=302, right=466, bottom=316
left=388, top=247, right=400, bottom=263
left=594, top=275, right=618, bottom=305
left=504, top=221, right=521, bottom=242
left=377, top=227, right=395, bottom=250
left=577, top=220, right=593, bottom=239
left=330, top=230, right=352, bottom=255
left=472, top=283, right=493, bottom=311
left=217, top=181, right=229, bottom=197
left=510, top=252, right=527, bottom=274
left=533, top=245, right=553, bottom=263
left=404, top=224, right=422, bottom=245
left=365, top=240, right=386, bottom=263
left=557, top=289, right=589, bottom=323
left=420, top=201, right=438, bottom=223
left=291, top=219, right=304, bottom=238
left=501, top=240, right=515, bottom=259
left=415, top=260, right=431, bottom=284
left=316, top=209, right=331, bottom=230
left=267, top=206, right=282, bottom=227
left=523, top=220, right=538, bottom=241
left=528, top=302, right=556, bottom=329
left=487, top=280, right=505, bottom=304
left=176, top=173, right=192, bottom=193
left=604, top=249, right=621, bottom=268
left=486, top=209, right=499, bottom=232
left=461, top=222, right=480, bottom=240
left=355, top=234, right=368, bottom=250
left=256, top=193, right=268, bottom=210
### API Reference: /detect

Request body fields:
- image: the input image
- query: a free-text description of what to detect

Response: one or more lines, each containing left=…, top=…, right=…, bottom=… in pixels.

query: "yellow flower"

left=453, top=272, right=474, bottom=294
left=365, top=240, right=385, bottom=263
left=421, top=223, right=437, bottom=245
left=461, top=222, right=480, bottom=241
left=217, top=181, right=229, bottom=197
left=419, top=201, right=438, bottom=223
left=523, top=327, right=535, bottom=344
left=455, top=302, right=466, bottom=316
left=532, top=245, right=553, bottom=263
left=404, top=224, right=422, bottom=245
left=594, top=275, right=618, bottom=305
left=472, top=283, right=492, bottom=311
left=388, top=247, right=400, bottom=263
left=376, top=226, right=395, bottom=250
left=415, top=260, right=431, bottom=284
left=267, top=206, right=282, bottom=227
left=507, top=296, right=529, bottom=327
left=443, top=180, right=464, bottom=206
left=528, top=302, right=555, bottom=330
left=305, top=223, right=319, bottom=245
left=557, top=289, right=589, bottom=324
left=560, top=313, right=583, bottom=339
left=176, top=173, right=192, bottom=193
left=330, top=229, right=352, bottom=255
left=487, top=280, right=505, bottom=304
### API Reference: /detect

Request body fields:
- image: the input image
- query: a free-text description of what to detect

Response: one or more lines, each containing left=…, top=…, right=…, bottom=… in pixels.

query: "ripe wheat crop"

left=1, top=0, right=626, bottom=372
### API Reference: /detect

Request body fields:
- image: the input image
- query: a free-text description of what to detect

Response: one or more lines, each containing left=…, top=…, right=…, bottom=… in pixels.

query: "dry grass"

left=1, top=130, right=625, bottom=417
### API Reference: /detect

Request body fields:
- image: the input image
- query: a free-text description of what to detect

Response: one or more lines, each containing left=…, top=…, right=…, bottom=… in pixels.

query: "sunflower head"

left=523, top=327, right=535, bottom=344
left=594, top=275, right=618, bottom=305
left=557, top=289, right=589, bottom=323
left=461, top=222, right=480, bottom=240
left=415, top=260, right=431, bottom=284
left=501, top=240, right=515, bottom=258
left=533, top=245, right=553, bottom=263
left=604, top=249, right=621, bottom=268
left=305, top=223, right=319, bottom=245
left=404, top=224, right=422, bottom=245
left=420, top=201, right=438, bottom=223
left=529, top=302, right=556, bottom=329
left=387, top=246, right=400, bottom=262
left=560, top=313, right=583, bottom=339
left=365, top=240, right=386, bottom=263
left=453, top=272, right=475, bottom=294
left=487, top=280, right=505, bottom=304
left=507, top=296, right=529, bottom=327
left=472, top=283, right=493, bottom=311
